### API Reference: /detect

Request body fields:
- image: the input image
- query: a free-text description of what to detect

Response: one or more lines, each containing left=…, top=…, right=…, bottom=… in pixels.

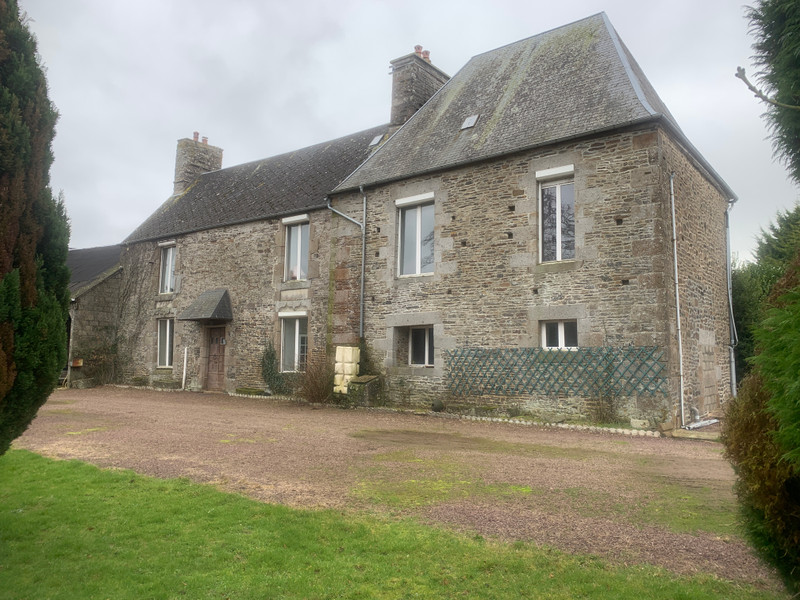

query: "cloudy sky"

left=21, top=0, right=799, bottom=261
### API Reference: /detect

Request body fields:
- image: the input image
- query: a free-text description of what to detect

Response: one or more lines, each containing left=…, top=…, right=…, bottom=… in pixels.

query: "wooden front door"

left=206, top=327, right=226, bottom=391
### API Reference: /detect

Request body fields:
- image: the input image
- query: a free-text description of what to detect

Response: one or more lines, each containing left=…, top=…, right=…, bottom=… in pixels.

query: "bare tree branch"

left=736, top=66, right=800, bottom=110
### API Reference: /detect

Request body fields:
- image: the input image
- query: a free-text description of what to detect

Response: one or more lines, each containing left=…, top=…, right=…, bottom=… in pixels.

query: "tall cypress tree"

left=0, top=0, right=70, bottom=456
left=746, top=0, right=800, bottom=184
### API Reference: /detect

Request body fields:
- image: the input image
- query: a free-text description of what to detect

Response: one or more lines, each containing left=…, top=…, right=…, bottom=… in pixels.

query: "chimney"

left=173, top=132, right=223, bottom=195
left=389, top=45, right=450, bottom=128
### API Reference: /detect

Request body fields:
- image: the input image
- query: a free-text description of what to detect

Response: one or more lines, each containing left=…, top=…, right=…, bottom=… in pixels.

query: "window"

left=157, top=318, right=174, bottom=367
left=409, top=325, right=434, bottom=366
left=540, top=180, right=575, bottom=262
left=399, top=203, right=434, bottom=276
left=541, top=320, right=578, bottom=349
left=284, top=221, right=309, bottom=281
left=159, top=245, right=176, bottom=293
left=281, top=317, right=308, bottom=372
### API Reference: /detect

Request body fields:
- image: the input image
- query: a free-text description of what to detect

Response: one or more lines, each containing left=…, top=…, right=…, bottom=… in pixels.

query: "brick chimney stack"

left=173, top=132, right=223, bottom=195
left=389, top=45, right=449, bottom=128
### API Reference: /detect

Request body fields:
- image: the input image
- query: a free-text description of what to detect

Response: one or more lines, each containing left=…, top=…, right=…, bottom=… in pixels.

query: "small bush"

left=722, top=371, right=800, bottom=593
left=297, top=353, right=334, bottom=404
left=261, top=341, right=289, bottom=395
left=586, top=392, right=622, bottom=425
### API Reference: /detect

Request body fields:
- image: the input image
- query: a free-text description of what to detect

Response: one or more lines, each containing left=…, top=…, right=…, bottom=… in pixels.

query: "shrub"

left=722, top=371, right=800, bottom=593
left=297, top=353, right=334, bottom=404
left=261, top=341, right=289, bottom=395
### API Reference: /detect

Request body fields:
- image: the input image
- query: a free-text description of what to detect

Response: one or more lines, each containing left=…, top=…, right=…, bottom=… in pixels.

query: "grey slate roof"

left=178, top=288, right=233, bottom=322
left=125, top=125, right=389, bottom=244
left=335, top=13, right=722, bottom=194
left=67, top=245, right=122, bottom=296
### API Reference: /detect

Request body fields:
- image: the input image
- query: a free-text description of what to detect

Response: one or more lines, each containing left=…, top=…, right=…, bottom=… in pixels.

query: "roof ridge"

left=467, top=12, right=607, bottom=62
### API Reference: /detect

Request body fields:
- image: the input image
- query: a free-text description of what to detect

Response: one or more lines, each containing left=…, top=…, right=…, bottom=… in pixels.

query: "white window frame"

left=537, top=165, right=575, bottom=264
left=280, top=313, right=308, bottom=372
left=158, top=244, right=176, bottom=294
left=396, top=192, right=435, bottom=277
left=283, top=215, right=309, bottom=282
left=541, top=320, right=578, bottom=350
left=408, top=325, right=434, bottom=367
left=157, top=318, right=174, bottom=367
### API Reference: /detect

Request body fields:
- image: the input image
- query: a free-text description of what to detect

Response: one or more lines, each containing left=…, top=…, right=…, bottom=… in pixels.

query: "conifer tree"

left=0, top=0, right=70, bottom=456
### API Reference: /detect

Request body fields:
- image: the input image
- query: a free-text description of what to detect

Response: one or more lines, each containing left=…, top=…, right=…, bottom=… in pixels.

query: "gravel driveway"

left=13, top=387, right=780, bottom=589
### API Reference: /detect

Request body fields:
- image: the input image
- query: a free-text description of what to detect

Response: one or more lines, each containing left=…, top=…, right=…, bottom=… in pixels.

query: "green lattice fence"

left=444, top=346, right=667, bottom=397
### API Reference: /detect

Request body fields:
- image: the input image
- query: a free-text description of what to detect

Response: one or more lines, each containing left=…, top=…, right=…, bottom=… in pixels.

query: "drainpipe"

left=326, top=188, right=367, bottom=338
left=725, top=203, right=739, bottom=397
left=669, top=173, right=686, bottom=427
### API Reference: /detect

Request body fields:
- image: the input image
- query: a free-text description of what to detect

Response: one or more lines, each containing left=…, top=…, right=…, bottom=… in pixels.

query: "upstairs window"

left=159, top=245, right=176, bottom=294
left=541, top=320, right=578, bottom=349
left=281, top=316, right=308, bottom=372
left=537, top=165, right=575, bottom=263
left=397, top=192, right=435, bottom=276
left=283, top=215, right=309, bottom=281
left=540, top=181, right=575, bottom=262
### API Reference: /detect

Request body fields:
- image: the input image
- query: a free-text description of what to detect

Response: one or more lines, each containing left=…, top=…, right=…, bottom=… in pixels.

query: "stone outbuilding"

left=65, top=245, right=123, bottom=387
left=113, top=13, right=736, bottom=428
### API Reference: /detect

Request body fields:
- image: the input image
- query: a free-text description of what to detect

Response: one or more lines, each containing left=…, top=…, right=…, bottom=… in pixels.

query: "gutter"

left=326, top=188, right=367, bottom=339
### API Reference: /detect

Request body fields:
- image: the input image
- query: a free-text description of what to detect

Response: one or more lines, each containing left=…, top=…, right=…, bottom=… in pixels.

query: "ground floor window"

left=281, top=317, right=308, bottom=372
left=409, top=325, right=434, bottom=366
left=541, top=320, right=578, bottom=349
left=157, top=318, right=174, bottom=367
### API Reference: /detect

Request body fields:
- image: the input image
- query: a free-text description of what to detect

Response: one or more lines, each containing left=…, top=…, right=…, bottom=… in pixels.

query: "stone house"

left=116, top=13, right=736, bottom=427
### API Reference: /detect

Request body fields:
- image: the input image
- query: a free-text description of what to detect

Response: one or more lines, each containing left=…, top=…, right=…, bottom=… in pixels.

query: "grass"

left=0, top=450, right=785, bottom=599
left=351, top=430, right=739, bottom=537
left=353, top=451, right=533, bottom=507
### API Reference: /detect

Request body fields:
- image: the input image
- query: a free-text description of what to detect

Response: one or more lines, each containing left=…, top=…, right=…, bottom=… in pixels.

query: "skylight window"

left=369, top=134, right=383, bottom=146
left=461, top=114, right=479, bottom=130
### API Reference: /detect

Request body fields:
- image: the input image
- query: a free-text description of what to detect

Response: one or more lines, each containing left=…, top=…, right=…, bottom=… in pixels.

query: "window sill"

left=155, top=293, right=176, bottom=301
left=281, top=279, right=310, bottom=290
left=388, top=365, right=441, bottom=378
left=395, top=272, right=434, bottom=284
left=534, top=260, right=582, bottom=274
left=541, top=347, right=579, bottom=352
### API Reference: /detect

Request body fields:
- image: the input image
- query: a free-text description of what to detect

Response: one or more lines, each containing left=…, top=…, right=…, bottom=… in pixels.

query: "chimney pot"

left=202, top=136, right=208, bottom=145
left=414, top=45, right=423, bottom=56
left=422, top=50, right=431, bottom=63
left=193, top=131, right=199, bottom=142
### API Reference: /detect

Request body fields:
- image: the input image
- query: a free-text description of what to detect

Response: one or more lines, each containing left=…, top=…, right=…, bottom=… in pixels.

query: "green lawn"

left=0, top=450, right=785, bottom=599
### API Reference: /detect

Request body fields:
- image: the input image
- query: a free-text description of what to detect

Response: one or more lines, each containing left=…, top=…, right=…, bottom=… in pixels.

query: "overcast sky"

left=21, top=0, right=800, bottom=261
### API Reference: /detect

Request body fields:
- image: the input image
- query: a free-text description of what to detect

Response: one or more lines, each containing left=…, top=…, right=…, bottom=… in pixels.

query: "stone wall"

left=661, top=132, right=733, bottom=419
left=68, top=269, right=123, bottom=386
left=117, top=211, right=332, bottom=392
left=329, top=123, right=732, bottom=423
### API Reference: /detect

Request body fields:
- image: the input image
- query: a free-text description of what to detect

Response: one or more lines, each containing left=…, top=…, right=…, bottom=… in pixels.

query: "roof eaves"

left=335, top=115, right=667, bottom=194
left=123, top=202, right=332, bottom=246
left=336, top=114, right=737, bottom=204
left=70, top=265, right=123, bottom=299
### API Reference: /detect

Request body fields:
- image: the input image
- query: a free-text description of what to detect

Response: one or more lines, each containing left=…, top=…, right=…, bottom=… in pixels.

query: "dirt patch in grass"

left=13, top=387, right=781, bottom=591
